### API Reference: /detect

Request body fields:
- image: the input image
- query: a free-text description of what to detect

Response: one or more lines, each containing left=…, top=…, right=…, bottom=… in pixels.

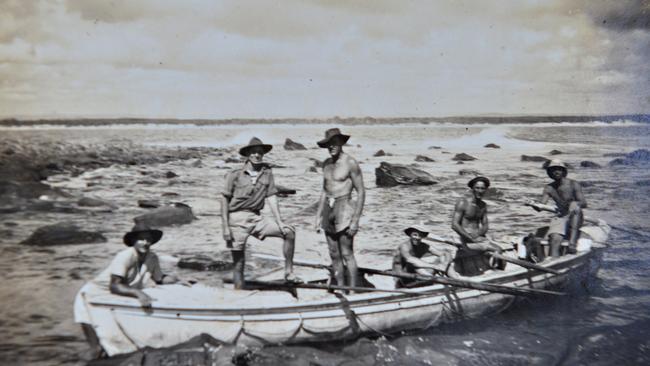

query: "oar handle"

left=525, top=202, right=599, bottom=225
left=422, top=234, right=462, bottom=247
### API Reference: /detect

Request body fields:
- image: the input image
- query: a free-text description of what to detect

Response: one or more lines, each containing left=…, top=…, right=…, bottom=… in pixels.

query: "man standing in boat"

left=393, top=224, right=459, bottom=287
left=451, top=176, right=502, bottom=276
left=74, top=222, right=180, bottom=358
left=221, top=137, right=300, bottom=289
left=529, top=159, right=587, bottom=256
left=314, top=128, right=366, bottom=289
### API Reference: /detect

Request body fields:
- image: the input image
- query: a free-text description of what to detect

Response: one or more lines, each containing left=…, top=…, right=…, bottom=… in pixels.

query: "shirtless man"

left=530, top=159, right=587, bottom=256
left=314, top=128, right=365, bottom=289
left=451, top=176, right=502, bottom=276
left=393, top=224, right=458, bottom=288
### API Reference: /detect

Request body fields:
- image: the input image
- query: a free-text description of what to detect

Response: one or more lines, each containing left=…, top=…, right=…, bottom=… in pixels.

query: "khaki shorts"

left=548, top=216, right=569, bottom=237
left=228, top=210, right=293, bottom=251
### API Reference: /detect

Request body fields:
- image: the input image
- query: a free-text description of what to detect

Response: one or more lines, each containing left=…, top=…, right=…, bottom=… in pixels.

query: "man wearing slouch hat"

left=314, top=128, right=365, bottom=290
left=221, top=137, right=300, bottom=289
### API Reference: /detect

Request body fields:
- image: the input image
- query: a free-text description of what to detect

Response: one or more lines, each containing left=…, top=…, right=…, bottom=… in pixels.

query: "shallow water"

left=0, top=122, right=648, bottom=365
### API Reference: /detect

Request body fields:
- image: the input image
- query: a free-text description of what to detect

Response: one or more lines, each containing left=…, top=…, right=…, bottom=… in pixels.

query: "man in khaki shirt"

left=221, top=137, right=299, bottom=289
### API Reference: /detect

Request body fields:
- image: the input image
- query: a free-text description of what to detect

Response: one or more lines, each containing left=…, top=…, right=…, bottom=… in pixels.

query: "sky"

left=0, top=0, right=649, bottom=119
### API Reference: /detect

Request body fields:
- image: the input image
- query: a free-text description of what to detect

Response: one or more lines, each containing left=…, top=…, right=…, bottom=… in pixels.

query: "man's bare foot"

left=284, top=273, right=303, bottom=283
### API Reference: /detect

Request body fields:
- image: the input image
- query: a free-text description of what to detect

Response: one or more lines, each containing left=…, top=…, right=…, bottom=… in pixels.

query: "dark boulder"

left=428, top=146, right=442, bottom=150
left=134, top=203, right=197, bottom=228
left=283, top=138, right=307, bottom=150
left=225, top=157, right=241, bottom=164
left=373, top=150, right=391, bottom=157
left=21, top=222, right=106, bottom=246
left=77, top=197, right=116, bottom=208
left=580, top=161, right=602, bottom=169
left=375, top=162, right=437, bottom=187
left=308, top=158, right=324, bottom=168
left=484, top=143, right=500, bottom=149
left=414, top=155, right=435, bottom=162
left=521, top=155, right=549, bottom=163
left=549, top=150, right=563, bottom=155
left=0, top=180, right=62, bottom=200
left=459, top=169, right=481, bottom=176
left=635, top=180, right=650, bottom=187
left=275, top=185, right=297, bottom=197
left=165, top=171, right=178, bottom=179
left=178, top=255, right=233, bottom=271
left=138, top=200, right=160, bottom=208
left=306, top=166, right=318, bottom=173
left=609, top=149, right=650, bottom=166
left=452, top=153, right=477, bottom=161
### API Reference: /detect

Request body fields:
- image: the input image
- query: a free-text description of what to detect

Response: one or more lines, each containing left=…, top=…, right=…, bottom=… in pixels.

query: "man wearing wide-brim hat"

left=529, top=159, right=587, bottom=256
left=221, top=137, right=300, bottom=289
left=392, top=224, right=458, bottom=288
left=314, top=128, right=366, bottom=290
left=451, top=176, right=503, bottom=276
left=73, top=222, right=180, bottom=357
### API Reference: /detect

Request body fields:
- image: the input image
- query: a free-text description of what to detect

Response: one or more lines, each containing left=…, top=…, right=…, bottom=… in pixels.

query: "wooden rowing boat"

left=75, top=222, right=610, bottom=357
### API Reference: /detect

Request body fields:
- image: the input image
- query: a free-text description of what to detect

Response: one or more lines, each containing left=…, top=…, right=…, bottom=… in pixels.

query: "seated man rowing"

left=74, top=222, right=181, bottom=357
left=528, top=159, right=587, bottom=256
left=451, top=176, right=503, bottom=276
left=393, top=224, right=459, bottom=288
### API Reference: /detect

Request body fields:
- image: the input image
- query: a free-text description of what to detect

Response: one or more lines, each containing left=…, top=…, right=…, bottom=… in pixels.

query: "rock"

left=134, top=203, right=197, bottom=228
left=484, top=143, right=500, bottom=149
left=190, top=159, right=203, bottom=167
left=428, top=146, right=442, bottom=150
left=177, top=255, right=234, bottom=271
left=283, top=138, right=307, bottom=150
left=452, top=153, right=476, bottom=161
left=225, top=157, right=241, bottom=164
left=374, top=150, right=391, bottom=157
left=549, top=150, right=563, bottom=155
left=161, top=192, right=179, bottom=197
left=21, top=222, right=106, bottom=246
left=275, top=185, right=297, bottom=197
left=165, top=171, right=178, bottom=179
left=77, top=197, right=115, bottom=208
left=521, top=155, right=550, bottom=163
left=456, top=161, right=464, bottom=164
left=0, top=181, right=62, bottom=200
left=414, top=155, right=435, bottom=162
left=375, top=162, right=437, bottom=187
left=308, top=158, right=324, bottom=168
left=138, top=200, right=160, bottom=208
left=580, top=161, right=602, bottom=168
left=306, top=166, right=318, bottom=173
left=609, top=149, right=650, bottom=166
left=459, top=169, right=481, bottom=176
left=136, top=179, right=157, bottom=185
left=635, top=180, right=650, bottom=187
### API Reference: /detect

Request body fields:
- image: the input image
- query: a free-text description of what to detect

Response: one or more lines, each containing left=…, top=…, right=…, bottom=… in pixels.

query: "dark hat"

left=239, top=137, right=273, bottom=157
left=123, top=222, right=163, bottom=247
left=468, top=176, right=490, bottom=188
left=404, top=224, right=429, bottom=237
left=546, top=159, right=568, bottom=178
left=317, top=128, right=351, bottom=148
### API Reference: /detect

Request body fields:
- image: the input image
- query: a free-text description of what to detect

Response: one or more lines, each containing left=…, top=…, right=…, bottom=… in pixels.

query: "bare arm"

left=452, top=198, right=475, bottom=242
left=399, top=243, right=438, bottom=271
left=110, top=275, right=152, bottom=308
left=478, top=206, right=489, bottom=237
left=347, top=157, right=365, bottom=236
left=220, top=195, right=232, bottom=242
left=314, top=188, right=326, bottom=232
left=574, top=181, right=587, bottom=208
left=539, top=186, right=551, bottom=205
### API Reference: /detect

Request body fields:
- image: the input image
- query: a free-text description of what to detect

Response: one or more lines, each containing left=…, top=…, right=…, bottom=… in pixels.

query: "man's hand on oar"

left=252, top=254, right=564, bottom=297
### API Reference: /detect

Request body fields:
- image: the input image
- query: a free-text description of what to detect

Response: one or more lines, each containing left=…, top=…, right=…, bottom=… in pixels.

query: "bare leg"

left=81, top=323, right=103, bottom=359
left=231, top=250, right=245, bottom=289
left=549, top=234, right=563, bottom=257
left=567, top=209, right=583, bottom=254
left=282, top=227, right=296, bottom=278
left=339, top=233, right=359, bottom=288
left=326, top=233, right=345, bottom=287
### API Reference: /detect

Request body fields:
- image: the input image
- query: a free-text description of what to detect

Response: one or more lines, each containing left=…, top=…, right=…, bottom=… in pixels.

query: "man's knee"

left=284, top=226, right=295, bottom=240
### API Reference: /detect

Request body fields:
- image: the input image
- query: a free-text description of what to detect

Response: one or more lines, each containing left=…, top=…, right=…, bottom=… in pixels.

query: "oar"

left=252, top=254, right=564, bottom=297
left=525, top=202, right=648, bottom=239
left=224, top=278, right=416, bottom=295
left=423, top=235, right=561, bottom=275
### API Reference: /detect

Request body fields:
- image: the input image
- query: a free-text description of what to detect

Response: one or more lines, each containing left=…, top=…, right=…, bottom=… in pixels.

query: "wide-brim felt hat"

left=468, top=176, right=491, bottom=188
left=404, top=224, right=430, bottom=237
left=123, top=222, right=163, bottom=246
left=546, top=159, right=568, bottom=178
left=239, top=137, right=273, bottom=156
left=317, top=128, right=350, bottom=148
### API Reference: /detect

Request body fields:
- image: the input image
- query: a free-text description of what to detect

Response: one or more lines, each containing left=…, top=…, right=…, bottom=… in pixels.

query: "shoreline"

left=1, top=114, right=649, bottom=128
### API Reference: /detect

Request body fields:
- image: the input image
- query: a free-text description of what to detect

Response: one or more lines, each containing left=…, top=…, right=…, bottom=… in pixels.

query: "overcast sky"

left=1, top=0, right=648, bottom=119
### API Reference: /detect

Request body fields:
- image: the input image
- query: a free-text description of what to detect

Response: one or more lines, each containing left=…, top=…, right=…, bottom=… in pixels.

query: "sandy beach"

left=0, top=121, right=648, bottom=365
